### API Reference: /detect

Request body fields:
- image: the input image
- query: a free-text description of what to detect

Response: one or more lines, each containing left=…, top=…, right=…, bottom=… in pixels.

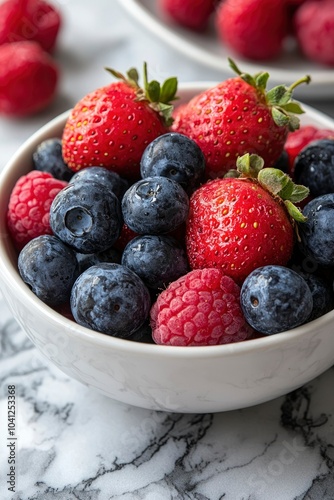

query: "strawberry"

left=186, top=153, right=309, bottom=284
left=215, top=0, right=289, bottom=61
left=159, top=0, right=217, bottom=31
left=172, top=59, right=310, bottom=179
left=0, top=40, right=59, bottom=117
left=62, top=64, right=178, bottom=180
left=0, top=0, right=62, bottom=52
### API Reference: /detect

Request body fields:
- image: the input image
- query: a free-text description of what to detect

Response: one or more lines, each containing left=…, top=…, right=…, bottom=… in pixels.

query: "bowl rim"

left=1, top=82, right=334, bottom=360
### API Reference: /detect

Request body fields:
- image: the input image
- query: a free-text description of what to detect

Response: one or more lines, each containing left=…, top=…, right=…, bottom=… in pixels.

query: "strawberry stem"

left=288, top=75, right=311, bottom=93
left=105, top=62, right=179, bottom=127
left=228, top=58, right=311, bottom=132
left=142, top=62, right=148, bottom=92
left=233, top=153, right=309, bottom=224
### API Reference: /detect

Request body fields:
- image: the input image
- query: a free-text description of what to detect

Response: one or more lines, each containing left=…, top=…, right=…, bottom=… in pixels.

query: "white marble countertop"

left=1, top=1, right=334, bottom=499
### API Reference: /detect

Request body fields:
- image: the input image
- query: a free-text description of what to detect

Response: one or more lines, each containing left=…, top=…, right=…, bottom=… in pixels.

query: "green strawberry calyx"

left=228, top=58, right=311, bottom=132
left=105, top=62, right=178, bottom=127
left=228, top=153, right=309, bottom=224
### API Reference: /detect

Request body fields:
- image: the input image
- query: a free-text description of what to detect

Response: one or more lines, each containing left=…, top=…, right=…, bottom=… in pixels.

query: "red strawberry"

left=294, top=0, right=334, bottom=66
left=159, top=0, right=217, bottom=31
left=186, top=154, right=309, bottom=284
left=215, top=0, right=289, bottom=61
left=172, top=59, right=310, bottom=179
left=62, top=64, right=178, bottom=180
left=0, top=0, right=62, bottom=52
left=0, top=40, right=59, bottom=117
left=285, top=125, right=334, bottom=175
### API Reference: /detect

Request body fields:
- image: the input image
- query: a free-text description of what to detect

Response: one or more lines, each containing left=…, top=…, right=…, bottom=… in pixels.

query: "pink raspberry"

left=0, top=0, right=62, bottom=53
left=7, top=170, right=67, bottom=250
left=294, top=0, right=334, bottom=66
left=150, top=268, right=253, bottom=346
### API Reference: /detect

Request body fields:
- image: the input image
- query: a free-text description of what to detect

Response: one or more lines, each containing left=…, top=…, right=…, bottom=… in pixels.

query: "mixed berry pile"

left=160, top=0, right=334, bottom=67
left=6, top=62, right=334, bottom=346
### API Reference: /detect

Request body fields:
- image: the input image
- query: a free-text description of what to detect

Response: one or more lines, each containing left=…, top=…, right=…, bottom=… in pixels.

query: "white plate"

left=119, top=0, right=334, bottom=100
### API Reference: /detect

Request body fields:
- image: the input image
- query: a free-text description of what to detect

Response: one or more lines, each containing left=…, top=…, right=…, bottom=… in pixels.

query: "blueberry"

left=50, top=180, right=122, bottom=254
left=121, top=176, right=189, bottom=234
left=293, top=269, right=334, bottom=321
left=76, top=247, right=122, bottom=274
left=70, top=167, right=128, bottom=199
left=32, top=138, right=74, bottom=182
left=121, top=235, right=189, bottom=289
left=273, top=149, right=289, bottom=173
left=294, top=139, right=334, bottom=197
left=70, top=263, right=151, bottom=338
left=128, top=320, right=154, bottom=343
left=140, top=132, right=205, bottom=192
left=240, top=265, right=313, bottom=335
left=299, top=193, right=334, bottom=267
left=18, top=235, right=79, bottom=307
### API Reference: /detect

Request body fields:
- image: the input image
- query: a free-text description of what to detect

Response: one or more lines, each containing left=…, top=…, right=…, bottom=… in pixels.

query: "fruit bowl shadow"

left=1, top=83, right=334, bottom=414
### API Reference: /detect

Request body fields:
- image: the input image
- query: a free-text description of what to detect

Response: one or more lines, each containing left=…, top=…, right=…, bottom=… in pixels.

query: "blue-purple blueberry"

left=32, top=138, right=74, bottom=182
left=121, top=234, right=188, bottom=289
left=70, top=166, right=128, bottom=199
left=240, top=265, right=313, bottom=335
left=273, top=149, right=289, bottom=173
left=294, top=139, right=334, bottom=197
left=293, top=269, right=334, bottom=321
left=18, top=235, right=79, bottom=307
left=70, top=263, right=151, bottom=338
left=121, top=176, right=189, bottom=234
left=140, top=132, right=205, bottom=192
left=299, top=193, right=334, bottom=267
left=50, top=180, right=122, bottom=254
left=76, top=247, right=122, bottom=274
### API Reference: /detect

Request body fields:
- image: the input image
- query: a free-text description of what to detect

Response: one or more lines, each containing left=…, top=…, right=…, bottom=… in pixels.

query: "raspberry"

left=150, top=268, right=253, bottom=346
left=0, top=0, right=62, bottom=53
left=7, top=170, right=67, bottom=250
left=0, top=40, right=59, bottom=117
left=285, top=125, right=334, bottom=175
left=294, top=0, right=334, bottom=66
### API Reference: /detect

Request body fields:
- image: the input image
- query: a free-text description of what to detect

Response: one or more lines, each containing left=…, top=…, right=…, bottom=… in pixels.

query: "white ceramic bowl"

left=1, top=83, right=334, bottom=414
